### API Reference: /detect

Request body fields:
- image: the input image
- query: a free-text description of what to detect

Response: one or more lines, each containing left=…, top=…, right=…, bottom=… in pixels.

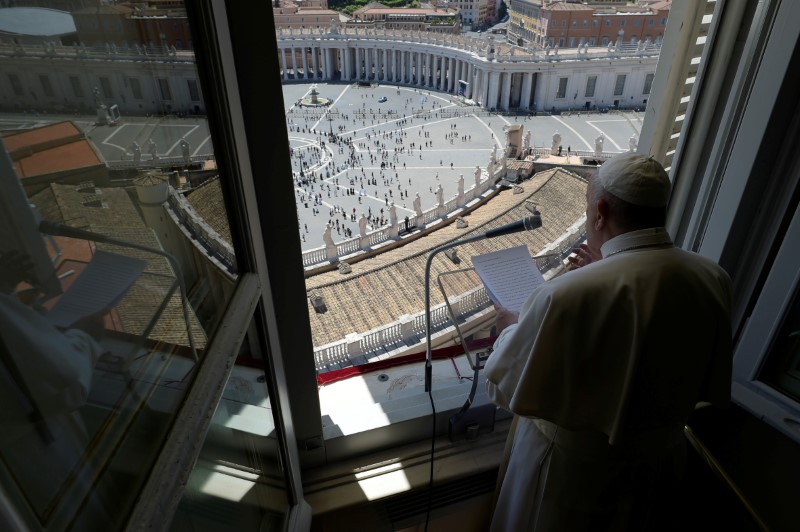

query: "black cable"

left=424, top=387, right=436, bottom=532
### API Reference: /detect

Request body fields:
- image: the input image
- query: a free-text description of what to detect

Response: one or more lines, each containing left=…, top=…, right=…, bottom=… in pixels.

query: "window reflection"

left=762, top=288, right=800, bottom=403
left=170, top=317, right=287, bottom=531
left=0, top=1, right=243, bottom=528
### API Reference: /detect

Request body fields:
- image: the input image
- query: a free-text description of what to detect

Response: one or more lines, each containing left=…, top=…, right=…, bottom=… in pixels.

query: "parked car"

left=378, top=96, right=387, bottom=103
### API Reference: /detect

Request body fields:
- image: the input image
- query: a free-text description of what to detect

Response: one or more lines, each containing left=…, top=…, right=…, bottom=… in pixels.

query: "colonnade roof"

left=184, top=167, right=587, bottom=348
left=304, top=167, right=587, bottom=347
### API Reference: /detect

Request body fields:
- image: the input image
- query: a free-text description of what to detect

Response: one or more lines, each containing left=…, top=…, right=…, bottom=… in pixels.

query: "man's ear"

left=594, top=198, right=610, bottom=230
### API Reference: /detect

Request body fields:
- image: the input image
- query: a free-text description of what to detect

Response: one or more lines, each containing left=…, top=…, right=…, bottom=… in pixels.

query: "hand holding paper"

left=471, top=245, right=545, bottom=314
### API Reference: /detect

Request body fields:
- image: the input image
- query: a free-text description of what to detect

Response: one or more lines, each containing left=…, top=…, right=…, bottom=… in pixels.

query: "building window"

left=130, top=77, right=143, bottom=99
left=601, top=36, right=609, bottom=46
left=614, top=74, right=626, bottom=96
left=568, top=37, right=576, bottom=47
left=583, top=20, right=588, bottom=27
left=99, top=77, right=113, bottom=99
left=643, top=73, right=655, bottom=95
left=649, top=19, right=655, bottom=26
left=585, top=75, right=597, bottom=97
left=39, top=75, right=54, bottom=97
left=572, top=20, right=577, bottom=27
left=606, top=19, right=612, bottom=26
left=187, top=79, right=200, bottom=102
left=558, top=37, right=565, bottom=47
left=157, top=78, right=172, bottom=100
left=589, top=36, right=596, bottom=46
left=592, top=20, right=599, bottom=27
left=556, top=77, right=568, bottom=98
left=8, top=74, right=24, bottom=97
left=69, top=75, right=84, bottom=98
left=620, top=19, right=626, bottom=26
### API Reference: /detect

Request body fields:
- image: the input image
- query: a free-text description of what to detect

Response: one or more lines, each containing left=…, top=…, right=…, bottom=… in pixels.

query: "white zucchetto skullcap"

left=597, top=153, right=671, bottom=208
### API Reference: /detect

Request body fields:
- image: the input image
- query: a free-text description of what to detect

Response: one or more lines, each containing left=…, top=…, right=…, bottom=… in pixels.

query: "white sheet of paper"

left=46, top=250, right=147, bottom=328
left=471, top=245, right=545, bottom=313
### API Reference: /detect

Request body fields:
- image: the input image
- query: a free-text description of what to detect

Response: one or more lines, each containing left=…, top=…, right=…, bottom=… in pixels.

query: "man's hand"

left=494, top=304, right=519, bottom=335
left=566, top=243, right=600, bottom=271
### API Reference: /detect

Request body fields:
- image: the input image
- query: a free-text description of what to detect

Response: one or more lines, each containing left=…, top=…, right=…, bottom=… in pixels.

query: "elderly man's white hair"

left=597, top=153, right=671, bottom=208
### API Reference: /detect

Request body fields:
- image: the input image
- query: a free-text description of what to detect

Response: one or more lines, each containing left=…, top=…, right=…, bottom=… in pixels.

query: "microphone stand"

left=420, top=213, right=541, bottom=530
left=424, top=213, right=542, bottom=393
left=39, top=221, right=199, bottom=362
left=424, top=233, right=492, bottom=393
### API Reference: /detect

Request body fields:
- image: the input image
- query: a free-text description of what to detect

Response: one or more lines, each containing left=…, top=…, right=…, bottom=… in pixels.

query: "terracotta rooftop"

left=542, top=2, right=595, bottom=12
left=2, top=121, right=103, bottom=179
left=2, top=121, right=81, bottom=152
left=14, top=142, right=103, bottom=178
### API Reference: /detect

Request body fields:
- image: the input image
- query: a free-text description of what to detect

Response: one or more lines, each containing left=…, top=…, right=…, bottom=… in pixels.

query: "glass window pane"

left=0, top=1, right=243, bottom=528
left=585, top=76, right=597, bottom=97
left=614, top=74, right=627, bottom=96
left=556, top=77, right=568, bottom=98
left=643, top=73, right=655, bottom=95
left=169, top=316, right=289, bottom=530
left=761, top=288, right=800, bottom=402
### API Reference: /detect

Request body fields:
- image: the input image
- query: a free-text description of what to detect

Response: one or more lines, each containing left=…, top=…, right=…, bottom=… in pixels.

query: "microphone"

left=424, top=211, right=543, bottom=393
left=483, top=213, right=542, bottom=239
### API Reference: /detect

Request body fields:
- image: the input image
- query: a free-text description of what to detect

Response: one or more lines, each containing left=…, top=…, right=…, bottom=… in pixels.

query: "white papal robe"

left=485, top=228, right=732, bottom=531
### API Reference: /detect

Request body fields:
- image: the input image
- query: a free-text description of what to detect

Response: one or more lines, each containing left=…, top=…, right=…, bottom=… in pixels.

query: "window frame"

left=121, top=0, right=314, bottom=528
left=93, top=0, right=800, bottom=526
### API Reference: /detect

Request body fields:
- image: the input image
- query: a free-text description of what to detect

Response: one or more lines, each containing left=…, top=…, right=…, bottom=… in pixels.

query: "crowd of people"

left=286, top=87, right=481, bottom=249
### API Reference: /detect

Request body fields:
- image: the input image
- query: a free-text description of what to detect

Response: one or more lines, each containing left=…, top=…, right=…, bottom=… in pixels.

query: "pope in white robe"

left=484, top=153, right=733, bottom=531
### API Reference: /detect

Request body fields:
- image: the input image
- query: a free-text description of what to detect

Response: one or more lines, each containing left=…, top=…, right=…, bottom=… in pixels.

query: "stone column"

left=291, top=47, right=299, bottom=79
left=474, top=69, right=483, bottom=105
left=440, top=55, right=447, bottom=91
left=312, top=47, right=319, bottom=79
left=466, top=63, right=474, bottom=99
left=301, top=48, right=309, bottom=79
left=280, top=48, right=289, bottom=81
left=485, top=70, right=497, bottom=110
left=346, top=332, right=363, bottom=360
left=501, top=72, right=512, bottom=111
left=521, top=72, right=533, bottom=110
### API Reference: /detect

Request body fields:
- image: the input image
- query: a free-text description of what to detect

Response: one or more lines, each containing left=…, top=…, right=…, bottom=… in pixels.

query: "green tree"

left=497, top=1, right=508, bottom=21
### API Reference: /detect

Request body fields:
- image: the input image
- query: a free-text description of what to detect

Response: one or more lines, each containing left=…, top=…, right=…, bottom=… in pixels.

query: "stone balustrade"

left=313, top=219, right=587, bottom=371
left=302, top=162, right=501, bottom=268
